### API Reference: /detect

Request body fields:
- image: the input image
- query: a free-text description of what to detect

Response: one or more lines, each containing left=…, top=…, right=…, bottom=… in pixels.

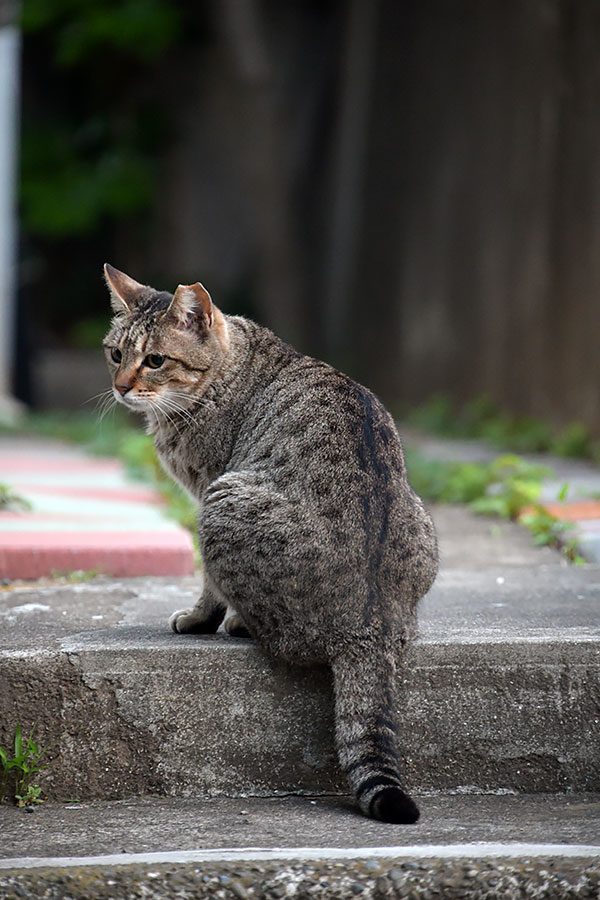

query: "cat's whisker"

left=98, top=401, right=118, bottom=423
left=142, top=404, right=163, bottom=435
left=158, top=394, right=198, bottom=429
left=84, top=388, right=117, bottom=420
left=84, top=388, right=114, bottom=407
left=166, top=394, right=199, bottom=420
left=94, top=390, right=119, bottom=423
left=165, top=390, right=211, bottom=414
left=152, top=397, right=183, bottom=436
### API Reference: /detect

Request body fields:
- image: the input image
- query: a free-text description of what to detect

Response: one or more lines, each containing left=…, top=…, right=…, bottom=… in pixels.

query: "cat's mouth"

left=113, top=388, right=154, bottom=410
left=113, top=387, right=192, bottom=430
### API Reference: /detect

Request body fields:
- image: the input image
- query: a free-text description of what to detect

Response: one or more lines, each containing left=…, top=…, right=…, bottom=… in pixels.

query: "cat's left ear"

left=168, top=283, right=213, bottom=331
left=104, top=263, right=146, bottom=315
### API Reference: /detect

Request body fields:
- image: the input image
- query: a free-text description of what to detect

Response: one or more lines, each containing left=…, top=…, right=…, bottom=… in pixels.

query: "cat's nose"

left=115, top=383, right=132, bottom=396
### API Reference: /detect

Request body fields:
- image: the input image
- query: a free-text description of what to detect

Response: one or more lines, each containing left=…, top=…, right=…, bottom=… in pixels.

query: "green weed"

left=405, top=450, right=581, bottom=563
left=0, top=484, right=32, bottom=512
left=517, top=484, right=585, bottom=564
left=16, top=784, right=44, bottom=808
left=468, top=455, right=551, bottom=520
left=0, top=724, right=47, bottom=807
left=49, top=568, right=103, bottom=583
left=406, top=393, right=600, bottom=460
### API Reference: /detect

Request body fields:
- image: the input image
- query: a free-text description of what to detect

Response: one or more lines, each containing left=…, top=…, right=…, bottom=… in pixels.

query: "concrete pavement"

left=1, top=795, right=599, bottom=897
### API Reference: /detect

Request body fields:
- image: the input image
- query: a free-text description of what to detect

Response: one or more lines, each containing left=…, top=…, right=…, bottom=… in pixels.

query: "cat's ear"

left=103, top=263, right=146, bottom=315
left=168, top=283, right=214, bottom=331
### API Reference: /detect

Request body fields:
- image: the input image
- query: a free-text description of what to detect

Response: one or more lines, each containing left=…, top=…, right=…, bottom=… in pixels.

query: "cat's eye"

left=110, top=348, right=122, bottom=363
left=145, top=353, right=165, bottom=369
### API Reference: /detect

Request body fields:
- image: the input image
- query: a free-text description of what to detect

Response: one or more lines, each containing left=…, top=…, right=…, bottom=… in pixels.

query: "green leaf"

left=13, top=725, right=22, bottom=760
left=470, top=496, right=511, bottom=518
left=558, top=483, right=570, bottom=503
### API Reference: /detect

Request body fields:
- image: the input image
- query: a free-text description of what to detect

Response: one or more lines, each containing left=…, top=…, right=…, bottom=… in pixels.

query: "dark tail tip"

left=369, top=787, right=420, bottom=824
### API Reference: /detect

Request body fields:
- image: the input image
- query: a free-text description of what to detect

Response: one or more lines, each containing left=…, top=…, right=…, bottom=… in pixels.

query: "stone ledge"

left=1, top=630, right=598, bottom=801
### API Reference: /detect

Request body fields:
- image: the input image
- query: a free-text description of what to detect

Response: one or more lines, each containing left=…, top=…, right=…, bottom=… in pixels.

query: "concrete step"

left=1, top=543, right=599, bottom=801
left=1, top=795, right=599, bottom=898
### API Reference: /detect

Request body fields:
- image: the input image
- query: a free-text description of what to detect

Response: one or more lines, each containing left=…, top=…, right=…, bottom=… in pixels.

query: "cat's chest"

left=154, top=434, right=210, bottom=500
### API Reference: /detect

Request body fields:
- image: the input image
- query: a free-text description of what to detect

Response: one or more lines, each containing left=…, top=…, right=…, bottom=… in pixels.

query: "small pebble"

left=231, top=880, right=250, bottom=900
left=364, top=859, right=380, bottom=872
left=270, top=887, right=287, bottom=899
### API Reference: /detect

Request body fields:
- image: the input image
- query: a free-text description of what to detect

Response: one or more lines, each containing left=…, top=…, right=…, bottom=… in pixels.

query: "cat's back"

left=233, top=323, right=421, bottom=515
left=229, top=329, right=437, bottom=603
left=233, top=324, right=401, bottom=487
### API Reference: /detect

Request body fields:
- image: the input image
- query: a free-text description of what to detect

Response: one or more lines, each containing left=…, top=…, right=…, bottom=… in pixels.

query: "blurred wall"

left=334, top=0, right=600, bottom=432
left=19, top=0, right=600, bottom=433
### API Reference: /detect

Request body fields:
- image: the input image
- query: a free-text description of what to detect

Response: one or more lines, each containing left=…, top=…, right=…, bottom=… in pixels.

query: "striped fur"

left=103, top=265, right=438, bottom=823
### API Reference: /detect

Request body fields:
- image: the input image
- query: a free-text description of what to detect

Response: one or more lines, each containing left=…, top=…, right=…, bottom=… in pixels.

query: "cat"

left=103, top=263, right=438, bottom=823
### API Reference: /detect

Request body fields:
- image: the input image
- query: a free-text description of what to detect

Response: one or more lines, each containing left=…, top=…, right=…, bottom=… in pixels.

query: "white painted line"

left=1, top=843, right=599, bottom=869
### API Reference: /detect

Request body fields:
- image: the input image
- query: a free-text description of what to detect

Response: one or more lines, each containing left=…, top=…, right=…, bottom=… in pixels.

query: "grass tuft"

left=0, top=724, right=47, bottom=808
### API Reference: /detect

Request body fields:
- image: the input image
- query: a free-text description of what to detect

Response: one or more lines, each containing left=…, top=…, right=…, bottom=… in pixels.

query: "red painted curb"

left=0, top=531, right=196, bottom=579
left=541, top=500, right=600, bottom=522
left=0, top=441, right=198, bottom=579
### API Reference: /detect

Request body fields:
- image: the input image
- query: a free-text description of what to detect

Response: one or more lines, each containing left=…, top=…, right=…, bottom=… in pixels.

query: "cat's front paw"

left=169, top=607, right=222, bottom=634
left=169, top=608, right=194, bottom=633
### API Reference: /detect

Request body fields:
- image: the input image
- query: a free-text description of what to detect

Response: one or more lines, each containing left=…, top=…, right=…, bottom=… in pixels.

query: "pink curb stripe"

left=0, top=456, right=123, bottom=475
left=8, top=484, right=166, bottom=504
left=0, top=530, right=196, bottom=579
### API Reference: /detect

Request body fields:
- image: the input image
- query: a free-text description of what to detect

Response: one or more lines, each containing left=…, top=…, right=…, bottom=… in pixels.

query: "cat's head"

left=102, top=264, right=229, bottom=422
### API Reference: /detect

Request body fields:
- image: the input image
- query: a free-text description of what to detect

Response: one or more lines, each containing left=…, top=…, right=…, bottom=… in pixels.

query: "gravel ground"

left=1, top=857, right=599, bottom=899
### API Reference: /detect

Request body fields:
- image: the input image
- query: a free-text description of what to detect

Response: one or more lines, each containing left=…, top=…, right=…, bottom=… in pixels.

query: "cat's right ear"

left=168, top=282, right=214, bottom=332
left=103, top=263, right=145, bottom=315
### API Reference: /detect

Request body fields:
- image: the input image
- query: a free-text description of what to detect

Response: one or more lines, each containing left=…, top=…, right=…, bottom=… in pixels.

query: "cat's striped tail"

left=332, top=649, right=419, bottom=824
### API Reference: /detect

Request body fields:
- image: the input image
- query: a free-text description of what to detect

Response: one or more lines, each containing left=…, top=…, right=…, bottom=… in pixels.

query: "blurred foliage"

left=21, top=0, right=182, bottom=242
left=0, top=484, right=32, bottom=512
left=407, top=394, right=600, bottom=461
left=21, top=127, right=154, bottom=238
left=68, top=315, right=112, bottom=349
left=405, top=449, right=583, bottom=563
left=404, top=450, right=551, bottom=512
left=22, top=0, right=181, bottom=65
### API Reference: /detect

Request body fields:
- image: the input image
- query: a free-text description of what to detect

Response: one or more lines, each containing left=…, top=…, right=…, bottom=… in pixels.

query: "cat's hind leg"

left=169, top=585, right=226, bottom=634
left=199, top=471, right=326, bottom=660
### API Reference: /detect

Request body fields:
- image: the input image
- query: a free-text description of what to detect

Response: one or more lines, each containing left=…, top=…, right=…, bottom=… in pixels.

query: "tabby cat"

left=103, top=263, right=438, bottom=823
